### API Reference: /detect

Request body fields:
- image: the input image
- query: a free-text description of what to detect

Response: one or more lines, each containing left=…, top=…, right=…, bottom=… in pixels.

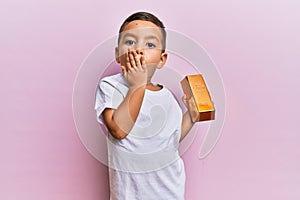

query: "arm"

left=180, top=95, right=196, bottom=142
left=102, top=85, right=146, bottom=139
left=102, top=50, right=147, bottom=139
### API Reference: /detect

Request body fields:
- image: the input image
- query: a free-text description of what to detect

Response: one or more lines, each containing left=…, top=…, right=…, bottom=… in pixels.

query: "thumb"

left=182, top=94, right=187, bottom=104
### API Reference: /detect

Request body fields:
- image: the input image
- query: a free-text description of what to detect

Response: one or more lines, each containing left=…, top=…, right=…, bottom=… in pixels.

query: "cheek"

left=117, top=47, right=129, bottom=65
left=118, top=46, right=127, bottom=57
left=144, top=51, right=161, bottom=64
left=116, top=53, right=127, bottom=66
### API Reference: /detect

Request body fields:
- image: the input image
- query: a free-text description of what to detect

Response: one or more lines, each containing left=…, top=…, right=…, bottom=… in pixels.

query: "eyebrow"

left=122, top=33, right=160, bottom=42
left=145, top=35, right=160, bottom=42
left=122, top=33, right=136, bottom=38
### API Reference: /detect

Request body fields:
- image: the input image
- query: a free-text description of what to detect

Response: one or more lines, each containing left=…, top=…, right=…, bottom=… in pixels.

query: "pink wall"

left=1, top=0, right=299, bottom=199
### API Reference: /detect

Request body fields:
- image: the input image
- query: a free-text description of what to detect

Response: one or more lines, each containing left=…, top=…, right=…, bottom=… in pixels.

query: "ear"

left=157, top=51, right=168, bottom=69
left=115, top=47, right=120, bottom=63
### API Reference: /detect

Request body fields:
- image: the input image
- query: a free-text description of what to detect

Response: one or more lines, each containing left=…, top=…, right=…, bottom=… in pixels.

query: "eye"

left=146, top=42, right=156, bottom=48
left=125, top=40, right=136, bottom=46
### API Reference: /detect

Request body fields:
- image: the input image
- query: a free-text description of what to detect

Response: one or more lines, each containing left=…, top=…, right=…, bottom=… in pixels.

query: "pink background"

left=1, top=0, right=299, bottom=199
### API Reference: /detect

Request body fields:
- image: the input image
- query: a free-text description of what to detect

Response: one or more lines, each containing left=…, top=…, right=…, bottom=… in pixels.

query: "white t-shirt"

left=95, top=73, right=186, bottom=200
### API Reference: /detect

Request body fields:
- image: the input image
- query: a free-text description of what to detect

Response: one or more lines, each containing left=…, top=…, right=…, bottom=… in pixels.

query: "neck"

left=146, top=82, right=163, bottom=91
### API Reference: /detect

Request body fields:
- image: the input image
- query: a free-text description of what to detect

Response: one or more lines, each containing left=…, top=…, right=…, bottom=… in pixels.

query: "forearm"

left=180, top=111, right=195, bottom=142
left=113, top=85, right=146, bottom=134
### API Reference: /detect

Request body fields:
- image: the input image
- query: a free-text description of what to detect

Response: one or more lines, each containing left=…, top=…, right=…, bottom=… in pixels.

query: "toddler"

left=95, top=11, right=194, bottom=200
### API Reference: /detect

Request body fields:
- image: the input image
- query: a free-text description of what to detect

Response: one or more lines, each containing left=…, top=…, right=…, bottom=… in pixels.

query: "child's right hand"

left=121, top=49, right=148, bottom=88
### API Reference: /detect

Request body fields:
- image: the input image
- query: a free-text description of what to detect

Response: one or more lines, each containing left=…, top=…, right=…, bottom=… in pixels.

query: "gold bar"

left=181, top=74, right=215, bottom=122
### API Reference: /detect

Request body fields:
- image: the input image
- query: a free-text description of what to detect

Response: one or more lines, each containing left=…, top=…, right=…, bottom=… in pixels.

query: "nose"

left=136, top=48, right=144, bottom=55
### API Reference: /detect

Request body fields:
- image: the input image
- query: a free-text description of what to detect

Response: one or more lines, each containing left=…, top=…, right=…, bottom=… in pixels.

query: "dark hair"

left=118, top=12, right=166, bottom=52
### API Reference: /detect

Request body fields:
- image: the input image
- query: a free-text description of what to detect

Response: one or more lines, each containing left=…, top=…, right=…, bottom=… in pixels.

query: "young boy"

left=95, top=11, right=194, bottom=200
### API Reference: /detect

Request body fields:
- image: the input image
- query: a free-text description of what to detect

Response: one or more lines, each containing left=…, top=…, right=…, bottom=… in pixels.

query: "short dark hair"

left=118, top=12, right=166, bottom=52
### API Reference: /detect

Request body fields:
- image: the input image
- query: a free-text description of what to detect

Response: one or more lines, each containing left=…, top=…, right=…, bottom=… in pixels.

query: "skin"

left=102, top=20, right=194, bottom=140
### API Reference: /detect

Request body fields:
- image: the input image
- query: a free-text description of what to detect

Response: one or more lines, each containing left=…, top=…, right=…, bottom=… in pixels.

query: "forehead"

left=121, top=20, right=163, bottom=39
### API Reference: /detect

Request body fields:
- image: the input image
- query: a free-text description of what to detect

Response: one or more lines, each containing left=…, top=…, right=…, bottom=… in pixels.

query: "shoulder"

left=162, top=86, right=177, bottom=99
left=97, top=73, right=128, bottom=96
left=100, top=73, right=124, bottom=84
left=98, top=73, right=127, bottom=88
left=163, top=86, right=182, bottom=109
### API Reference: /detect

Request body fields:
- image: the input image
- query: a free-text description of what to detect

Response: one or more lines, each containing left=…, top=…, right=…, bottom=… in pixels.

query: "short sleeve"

left=94, top=80, right=124, bottom=124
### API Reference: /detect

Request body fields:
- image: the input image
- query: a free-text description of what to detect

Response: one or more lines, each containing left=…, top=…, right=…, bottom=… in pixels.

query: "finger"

left=182, top=95, right=187, bottom=104
left=132, top=51, right=141, bottom=68
left=129, top=51, right=137, bottom=69
left=125, top=51, right=132, bottom=70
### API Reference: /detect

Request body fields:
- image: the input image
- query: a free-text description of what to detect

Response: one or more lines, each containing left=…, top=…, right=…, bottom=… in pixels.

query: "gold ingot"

left=181, top=74, right=215, bottom=122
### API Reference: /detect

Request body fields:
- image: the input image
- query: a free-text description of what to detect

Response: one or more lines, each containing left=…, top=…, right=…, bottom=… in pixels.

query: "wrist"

left=184, top=111, right=195, bottom=124
left=128, top=84, right=147, bottom=91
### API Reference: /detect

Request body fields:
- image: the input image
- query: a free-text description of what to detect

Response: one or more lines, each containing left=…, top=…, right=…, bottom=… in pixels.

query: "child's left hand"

left=182, top=94, right=192, bottom=109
